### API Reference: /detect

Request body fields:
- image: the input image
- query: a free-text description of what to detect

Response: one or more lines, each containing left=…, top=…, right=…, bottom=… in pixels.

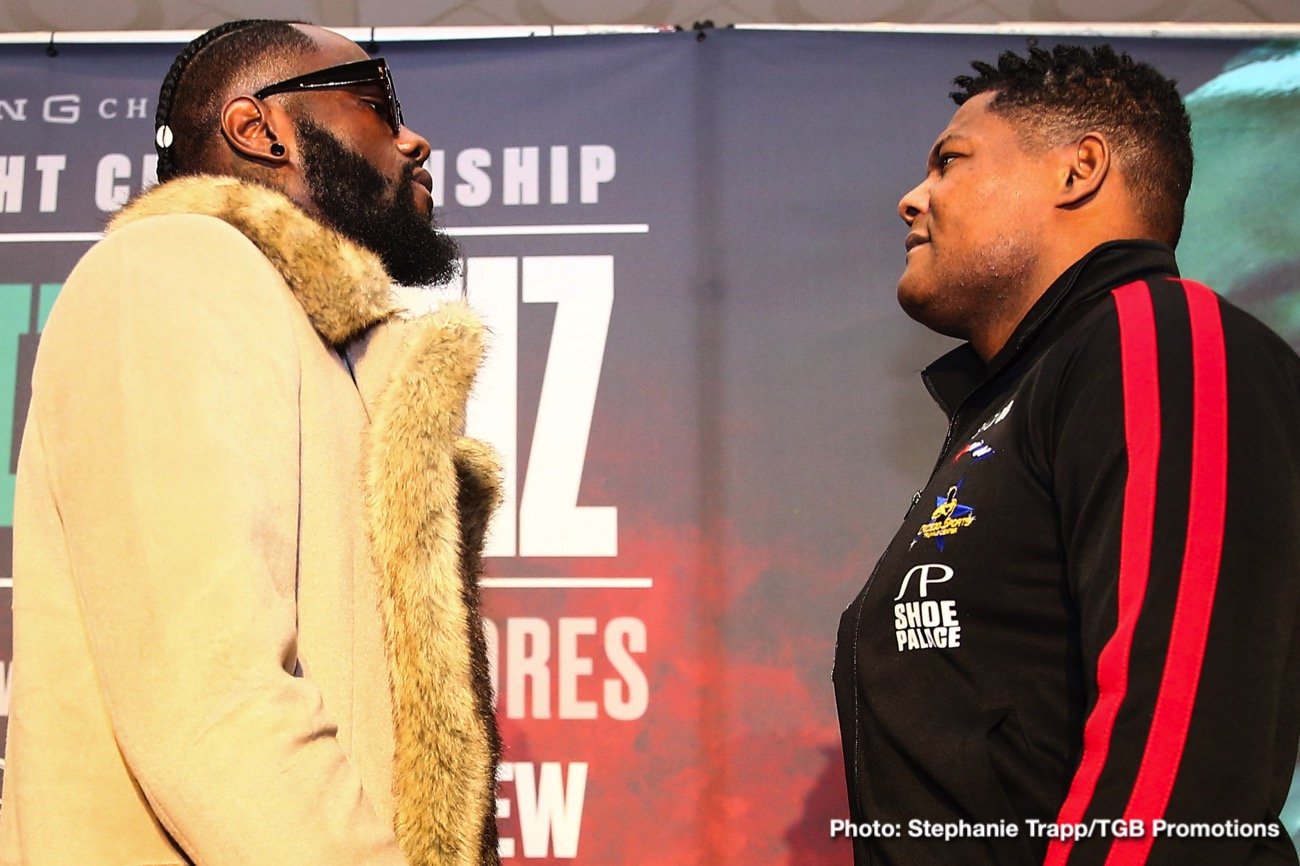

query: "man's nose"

left=397, top=125, right=431, bottom=164
left=898, top=180, right=929, bottom=226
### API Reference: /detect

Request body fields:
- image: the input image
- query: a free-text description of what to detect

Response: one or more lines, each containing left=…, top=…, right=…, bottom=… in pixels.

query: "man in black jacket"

left=833, top=44, right=1300, bottom=865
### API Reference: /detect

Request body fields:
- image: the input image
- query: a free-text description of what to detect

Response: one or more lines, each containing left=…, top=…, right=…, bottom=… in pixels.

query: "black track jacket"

left=834, top=241, right=1300, bottom=865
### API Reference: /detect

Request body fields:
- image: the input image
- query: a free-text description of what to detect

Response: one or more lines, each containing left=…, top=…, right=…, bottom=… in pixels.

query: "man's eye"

left=938, top=153, right=959, bottom=171
left=354, top=96, right=386, bottom=117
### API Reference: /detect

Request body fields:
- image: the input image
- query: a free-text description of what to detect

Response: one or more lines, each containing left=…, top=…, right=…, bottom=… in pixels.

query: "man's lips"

left=411, top=167, right=434, bottom=214
left=905, top=232, right=929, bottom=252
left=412, top=167, right=434, bottom=195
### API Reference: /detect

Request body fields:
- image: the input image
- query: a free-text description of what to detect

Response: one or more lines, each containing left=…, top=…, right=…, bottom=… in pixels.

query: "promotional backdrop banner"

left=0, top=27, right=1296, bottom=864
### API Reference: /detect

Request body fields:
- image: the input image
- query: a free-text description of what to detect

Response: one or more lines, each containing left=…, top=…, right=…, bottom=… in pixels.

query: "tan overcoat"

left=0, top=177, right=501, bottom=865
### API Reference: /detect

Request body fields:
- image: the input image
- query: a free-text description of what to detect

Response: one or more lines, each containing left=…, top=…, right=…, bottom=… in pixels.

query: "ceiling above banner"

left=1, top=0, right=1298, bottom=32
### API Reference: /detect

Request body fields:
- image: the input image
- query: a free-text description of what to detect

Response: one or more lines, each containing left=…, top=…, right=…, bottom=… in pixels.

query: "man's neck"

left=970, top=241, right=1106, bottom=362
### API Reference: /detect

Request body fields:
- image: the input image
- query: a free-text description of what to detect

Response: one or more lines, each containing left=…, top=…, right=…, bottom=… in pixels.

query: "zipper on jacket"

left=922, top=410, right=963, bottom=488
left=844, top=403, right=966, bottom=864
left=845, top=561, right=879, bottom=866
left=843, top=484, right=924, bottom=866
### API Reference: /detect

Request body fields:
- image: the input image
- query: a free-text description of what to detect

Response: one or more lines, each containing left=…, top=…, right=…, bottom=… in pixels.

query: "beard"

left=296, top=118, right=459, bottom=287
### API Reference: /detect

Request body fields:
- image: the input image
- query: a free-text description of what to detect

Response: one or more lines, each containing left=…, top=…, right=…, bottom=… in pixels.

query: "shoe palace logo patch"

left=912, top=484, right=975, bottom=550
left=893, top=563, right=962, bottom=651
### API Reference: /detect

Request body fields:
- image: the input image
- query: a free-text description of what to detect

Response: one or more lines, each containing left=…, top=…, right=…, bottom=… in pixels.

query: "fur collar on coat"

left=109, top=175, right=503, bottom=866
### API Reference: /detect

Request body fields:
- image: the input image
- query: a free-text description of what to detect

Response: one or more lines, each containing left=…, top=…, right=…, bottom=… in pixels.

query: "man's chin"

left=896, top=274, right=932, bottom=320
left=897, top=283, right=964, bottom=340
left=382, top=225, right=461, bottom=288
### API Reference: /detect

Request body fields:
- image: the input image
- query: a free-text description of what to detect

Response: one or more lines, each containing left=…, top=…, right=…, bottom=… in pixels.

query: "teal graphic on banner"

left=0, top=283, right=60, bottom=540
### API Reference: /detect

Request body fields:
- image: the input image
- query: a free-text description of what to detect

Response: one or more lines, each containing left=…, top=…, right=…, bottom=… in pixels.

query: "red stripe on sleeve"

left=1044, top=281, right=1162, bottom=866
left=1105, top=280, right=1229, bottom=865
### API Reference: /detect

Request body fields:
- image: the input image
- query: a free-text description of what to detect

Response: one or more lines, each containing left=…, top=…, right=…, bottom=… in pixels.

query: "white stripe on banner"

left=0, top=576, right=652, bottom=589
left=0, top=233, right=106, bottom=243
left=3, top=24, right=1300, bottom=44
left=450, top=224, right=650, bottom=237
left=0, top=577, right=650, bottom=589
left=0, top=224, right=650, bottom=243
left=0, top=26, right=665, bottom=45
left=482, top=577, right=653, bottom=589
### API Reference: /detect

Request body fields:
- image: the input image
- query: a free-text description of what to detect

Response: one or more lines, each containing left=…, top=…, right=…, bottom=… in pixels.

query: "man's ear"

left=219, top=96, right=291, bottom=168
left=1058, top=132, right=1110, bottom=209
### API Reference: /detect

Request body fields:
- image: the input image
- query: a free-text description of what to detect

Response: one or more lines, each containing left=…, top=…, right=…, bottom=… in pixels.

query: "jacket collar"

left=107, top=175, right=397, bottom=346
left=922, top=239, right=1179, bottom=418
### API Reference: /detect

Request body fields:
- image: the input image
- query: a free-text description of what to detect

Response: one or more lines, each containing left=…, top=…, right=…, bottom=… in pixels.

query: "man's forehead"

left=215, top=25, right=369, bottom=98
left=287, top=24, right=370, bottom=74
left=932, top=91, right=998, bottom=146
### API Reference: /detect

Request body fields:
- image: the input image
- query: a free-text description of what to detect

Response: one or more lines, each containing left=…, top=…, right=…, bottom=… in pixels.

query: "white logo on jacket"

left=893, top=564, right=962, bottom=652
left=974, top=398, right=1014, bottom=437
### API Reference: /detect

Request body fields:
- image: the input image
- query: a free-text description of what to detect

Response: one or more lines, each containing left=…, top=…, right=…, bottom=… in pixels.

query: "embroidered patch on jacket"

left=951, top=438, right=995, bottom=464
left=912, top=485, right=975, bottom=550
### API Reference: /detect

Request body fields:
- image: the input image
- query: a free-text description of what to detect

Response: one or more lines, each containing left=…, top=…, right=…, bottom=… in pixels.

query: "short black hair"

left=155, top=19, right=314, bottom=183
left=952, top=43, right=1193, bottom=247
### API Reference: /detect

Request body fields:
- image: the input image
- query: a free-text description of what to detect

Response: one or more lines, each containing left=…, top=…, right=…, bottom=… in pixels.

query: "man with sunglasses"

left=0, top=20, right=501, bottom=866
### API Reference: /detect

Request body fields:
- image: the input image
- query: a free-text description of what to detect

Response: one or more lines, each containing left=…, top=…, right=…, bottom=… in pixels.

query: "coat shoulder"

left=47, top=213, right=303, bottom=356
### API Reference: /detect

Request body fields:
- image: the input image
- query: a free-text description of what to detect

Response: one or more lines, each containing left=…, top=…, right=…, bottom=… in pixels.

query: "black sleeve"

left=1043, top=277, right=1300, bottom=866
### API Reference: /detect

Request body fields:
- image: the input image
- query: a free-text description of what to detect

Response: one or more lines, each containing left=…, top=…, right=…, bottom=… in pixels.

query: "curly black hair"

left=952, top=43, right=1193, bottom=246
left=155, top=20, right=313, bottom=184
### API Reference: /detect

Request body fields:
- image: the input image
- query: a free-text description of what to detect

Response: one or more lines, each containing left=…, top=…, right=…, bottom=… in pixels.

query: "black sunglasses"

left=254, top=57, right=404, bottom=133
